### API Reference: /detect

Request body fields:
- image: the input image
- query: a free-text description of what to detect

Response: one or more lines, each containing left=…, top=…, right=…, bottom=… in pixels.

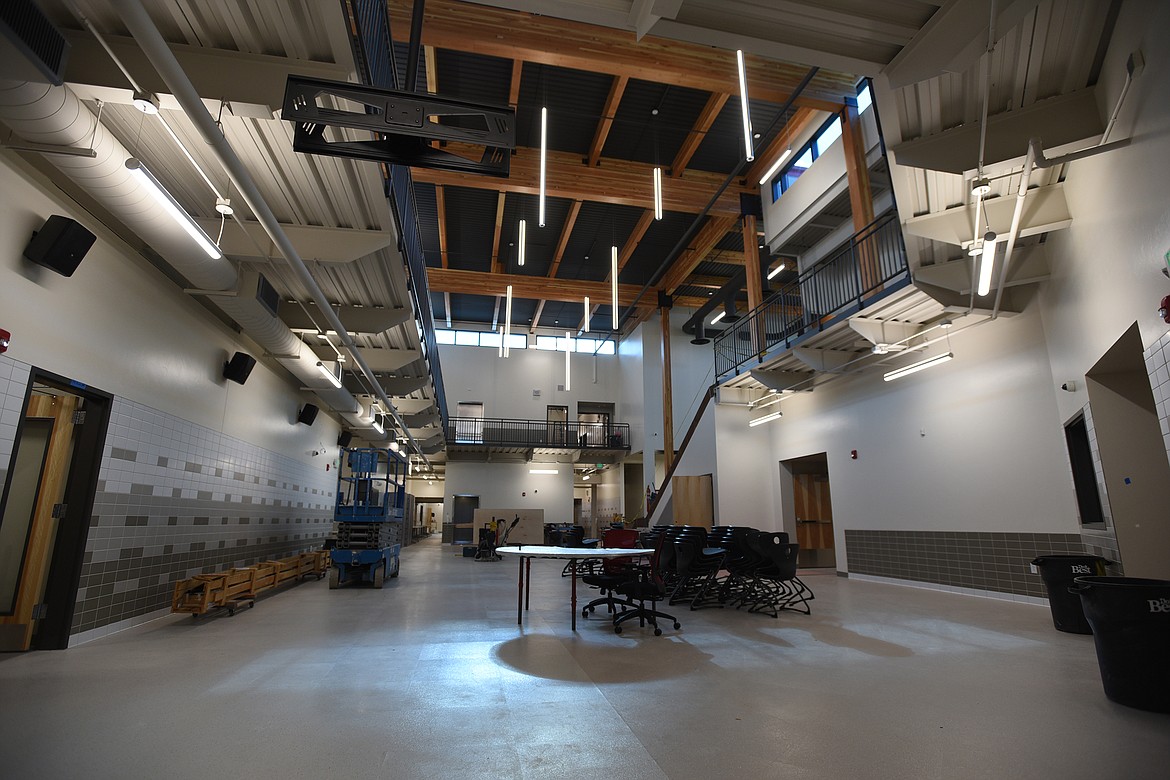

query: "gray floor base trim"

left=68, top=606, right=173, bottom=647
left=848, top=573, right=1050, bottom=606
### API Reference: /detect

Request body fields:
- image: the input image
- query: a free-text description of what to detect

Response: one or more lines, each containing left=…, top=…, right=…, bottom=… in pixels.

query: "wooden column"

left=840, top=99, right=879, bottom=292
left=742, top=214, right=764, bottom=355
left=660, top=305, right=674, bottom=475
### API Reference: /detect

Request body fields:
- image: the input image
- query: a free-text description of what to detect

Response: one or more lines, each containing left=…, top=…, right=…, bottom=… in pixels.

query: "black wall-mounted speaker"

left=23, top=216, right=96, bottom=277
left=337, top=430, right=353, bottom=448
left=222, top=352, right=256, bottom=384
left=297, top=404, right=319, bottom=426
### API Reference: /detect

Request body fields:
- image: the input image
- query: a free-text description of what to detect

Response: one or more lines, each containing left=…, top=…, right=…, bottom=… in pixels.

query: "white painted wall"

left=713, top=402, right=779, bottom=529
left=749, top=305, right=1077, bottom=570
left=617, top=329, right=646, bottom=453
left=438, top=340, right=623, bottom=420
left=593, top=465, right=622, bottom=523
left=443, top=461, right=575, bottom=526
left=1037, top=0, right=1170, bottom=426
left=0, top=155, right=335, bottom=465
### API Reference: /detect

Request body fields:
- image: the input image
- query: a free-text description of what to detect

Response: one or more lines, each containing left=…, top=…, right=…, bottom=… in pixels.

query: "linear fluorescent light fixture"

left=611, top=245, right=619, bottom=330
left=125, top=158, right=223, bottom=259
left=977, top=231, right=997, bottom=296
left=653, top=166, right=663, bottom=220
left=584, top=296, right=591, bottom=333
left=518, top=219, right=527, bottom=266
left=316, top=361, right=343, bottom=389
left=529, top=468, right=559, bottom=475
left=736, top=50, right=754, bottom=162
left=883, top=352, right=954, bottom=382
left=504, top=284, right=513, bottom=357
left=370, top=413, right=384, bottom=436
left=710, top=310, right=726, bottom=325
left=766, top=262, right=786, bottom=280
left=564, top=330, right=572, bottom=392
left=757, top=148, right=792, bottom=185
left=539, top=106, right=548, bottom=226
left=748, top=410, right=782, bottom=427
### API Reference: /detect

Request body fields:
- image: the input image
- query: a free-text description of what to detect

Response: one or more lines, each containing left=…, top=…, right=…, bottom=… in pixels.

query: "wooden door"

left=672, top=474, right=713, bottom=529
left=794, top=473, right=835, bottom=566
left=0, top=393, right=79, bottom=651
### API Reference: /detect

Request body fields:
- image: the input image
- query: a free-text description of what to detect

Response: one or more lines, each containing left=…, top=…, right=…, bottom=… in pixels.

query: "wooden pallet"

left=170, top=550, right=326, bottom=618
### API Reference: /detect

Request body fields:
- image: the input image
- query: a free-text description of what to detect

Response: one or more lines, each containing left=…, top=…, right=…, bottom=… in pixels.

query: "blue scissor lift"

left=328, top=447, right=407, bottom=589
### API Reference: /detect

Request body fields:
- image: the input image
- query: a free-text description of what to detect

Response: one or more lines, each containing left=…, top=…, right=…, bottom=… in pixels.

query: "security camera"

left=1060, top=381, right=1077, bottom=392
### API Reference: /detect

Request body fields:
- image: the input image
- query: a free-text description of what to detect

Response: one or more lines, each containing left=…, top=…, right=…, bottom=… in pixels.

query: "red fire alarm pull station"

left=850, top=449, right=858, bottom=460
left=0, top=328, right=10, bottom=354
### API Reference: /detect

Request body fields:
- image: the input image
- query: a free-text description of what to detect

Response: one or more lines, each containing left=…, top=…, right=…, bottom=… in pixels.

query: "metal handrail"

left=347, top=0, right=449, bottom=433
left=445, top=417, right=632, bottom=449
left=714, top=212, right=909, bottom=378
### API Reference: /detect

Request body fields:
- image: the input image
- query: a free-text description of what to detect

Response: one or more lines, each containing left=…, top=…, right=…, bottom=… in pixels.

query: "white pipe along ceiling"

left=0, top=71, right=424, bottom=463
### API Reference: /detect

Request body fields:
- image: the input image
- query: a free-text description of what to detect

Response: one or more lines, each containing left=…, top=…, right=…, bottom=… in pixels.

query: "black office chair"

left=611, top=534, right=681, bottom=636
left=581, top=528, right=640, bottom=617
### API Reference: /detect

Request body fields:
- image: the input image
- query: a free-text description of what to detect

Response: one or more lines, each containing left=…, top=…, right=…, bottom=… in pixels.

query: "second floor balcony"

left=444, top=417, right=631, bottom=463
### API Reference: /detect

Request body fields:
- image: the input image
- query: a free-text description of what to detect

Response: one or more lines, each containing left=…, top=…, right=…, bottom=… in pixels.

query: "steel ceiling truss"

left=283, top=75, right=515, bottom=175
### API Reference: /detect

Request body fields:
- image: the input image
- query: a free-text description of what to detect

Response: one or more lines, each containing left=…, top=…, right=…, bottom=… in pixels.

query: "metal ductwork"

left=0, top=80, right=237, bottom=291
left=0, top=79, right=376, bottom=433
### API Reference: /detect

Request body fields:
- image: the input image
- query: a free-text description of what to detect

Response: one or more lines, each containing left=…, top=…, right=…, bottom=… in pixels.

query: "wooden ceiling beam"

left=427, top=267, right=707, bottom=309
left=670, top=92, right=728, bottom=178
left=435, top=184, right=452, bottom=327
left=658, top=215, right=739, bottom=294
left=508, top=58, right=523, bottom=107
left=587, top=75, right=629, bottom=168
left=412, top=143, right=748, bottom=216
left=388, top=0, right=854, bottom=111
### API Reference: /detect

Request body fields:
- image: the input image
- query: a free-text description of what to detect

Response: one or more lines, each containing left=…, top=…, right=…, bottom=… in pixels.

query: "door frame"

left=0, top=368, right=112, bottom=649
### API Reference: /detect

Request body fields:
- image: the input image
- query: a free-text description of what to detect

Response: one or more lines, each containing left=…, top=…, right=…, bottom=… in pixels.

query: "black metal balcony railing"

left=445, top=418, right=631, bottom=450
left=714, top=211, right=910, bottom=379
left=348, top=0, right=449, bottom=432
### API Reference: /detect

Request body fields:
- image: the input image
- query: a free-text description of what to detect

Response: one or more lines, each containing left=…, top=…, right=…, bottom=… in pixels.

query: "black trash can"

left=1073, top=576, right=1170, bottom=713
left=1031, top=554, right=1110, bottom=633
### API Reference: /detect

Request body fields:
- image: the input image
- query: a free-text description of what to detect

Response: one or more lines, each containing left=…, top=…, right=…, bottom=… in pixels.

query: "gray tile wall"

left=0, top=356, right=32, bottom=489
left=1144, top=327, right=1170, bottom=467
left=843, top=530, right=1099, bottom=598
left=72, top=397, right=335, bottom=635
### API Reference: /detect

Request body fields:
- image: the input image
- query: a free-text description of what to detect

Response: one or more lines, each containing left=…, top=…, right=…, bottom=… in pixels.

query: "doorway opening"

left=779, top=453, right=836, bottom=568
left=1064, top=413, right=1105, bottom=527
left=578, top=401, right=614, bottom=447
left=1084, top=322, right=1170, bottom=578
left=451, top=494, right=479, bottom=545
left=0, top=370, right=112, bottom=651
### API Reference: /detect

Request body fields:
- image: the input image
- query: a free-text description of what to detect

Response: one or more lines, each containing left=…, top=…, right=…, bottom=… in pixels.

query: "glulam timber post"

left=840, top=96, right=879, bottom=295
left=660, top=295, right=674, bottom=476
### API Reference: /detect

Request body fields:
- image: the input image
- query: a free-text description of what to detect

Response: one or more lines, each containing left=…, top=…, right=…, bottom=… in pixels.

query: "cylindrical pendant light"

left=503, top=284, right=513, bottom=357
left=564, top=331, right=571, bottom=391
left=539, top=106, right=548, bottom=227
left=736, top=50, right=754, bottom=162
left=584, top=295, right=591, bottom=333
left=518, top=219, right=527, bottom=266
left=611, top=245, right=619, bottom=330
left=653, top=165, right=663, bottom=220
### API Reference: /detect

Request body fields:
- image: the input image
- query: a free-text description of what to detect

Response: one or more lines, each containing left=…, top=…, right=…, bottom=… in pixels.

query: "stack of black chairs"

left=641, top=525, right=815, bottom=618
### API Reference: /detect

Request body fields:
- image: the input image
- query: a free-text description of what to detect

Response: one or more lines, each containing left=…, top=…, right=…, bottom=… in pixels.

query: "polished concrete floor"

left=1, top=535, right=1167, bottom=779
